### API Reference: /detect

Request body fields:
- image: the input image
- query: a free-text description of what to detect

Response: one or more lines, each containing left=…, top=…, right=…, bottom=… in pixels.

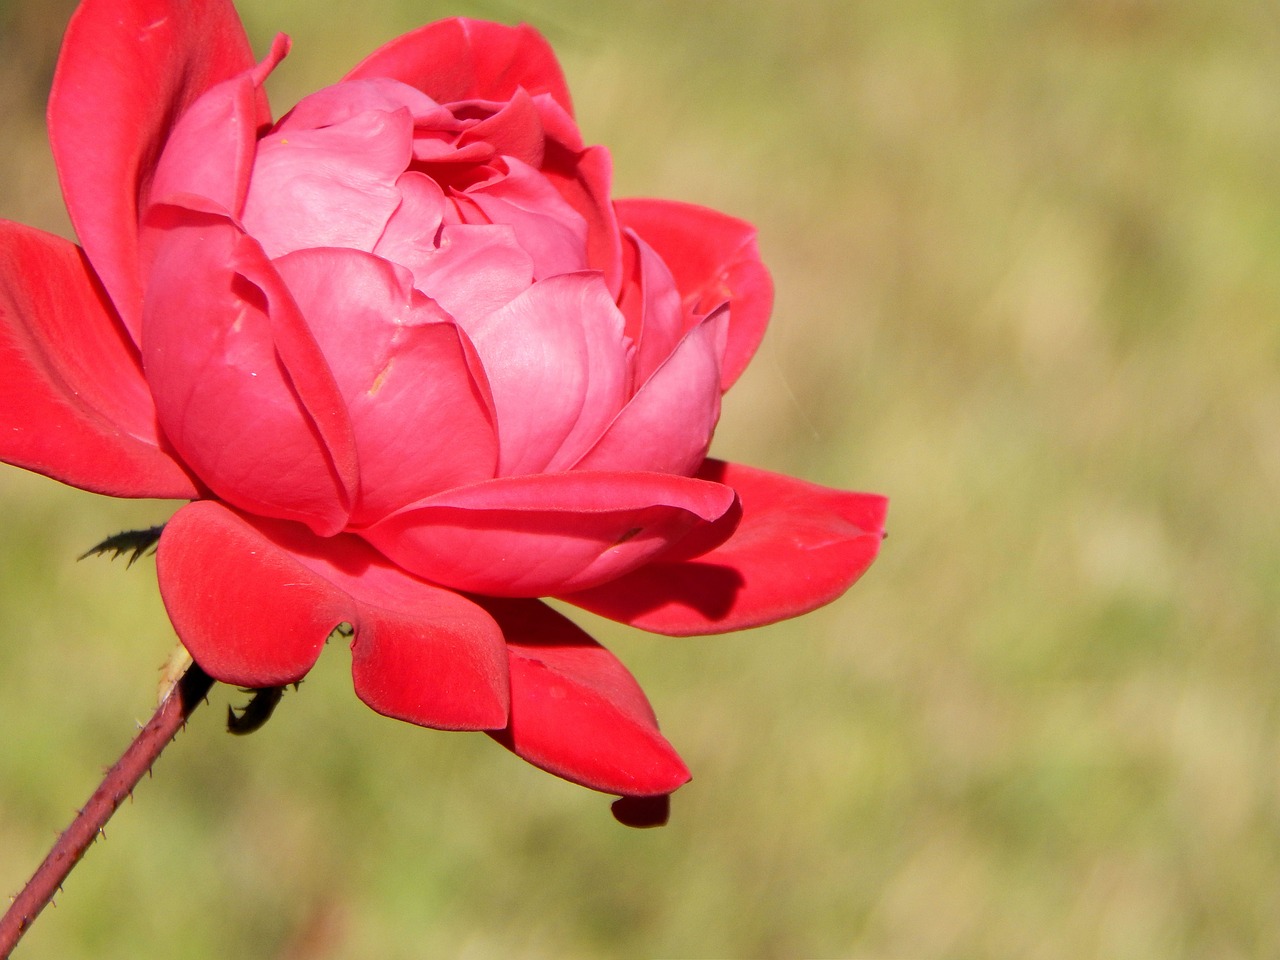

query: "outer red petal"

left=0, top=221, right=197, bottom=498
left=344, top=18, right=574, bottom=116
left=361, top=471, right=738, bottom=597
left=483, top=599, right=691, bottom=797
left=562, top=460, right=887, bottom=636
left=49, top=0, right=263, bottom=341
left=615, top=198, right=774, bottom=390
left=157, top=501, right=510, bottom=730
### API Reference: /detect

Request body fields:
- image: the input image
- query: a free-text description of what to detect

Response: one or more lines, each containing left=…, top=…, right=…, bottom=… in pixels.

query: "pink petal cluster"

left=0, top=0, right=886, bottom=823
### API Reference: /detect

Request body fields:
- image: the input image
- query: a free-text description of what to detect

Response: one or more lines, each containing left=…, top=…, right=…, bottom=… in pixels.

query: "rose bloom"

left=0, top=0, right=885, bottom=825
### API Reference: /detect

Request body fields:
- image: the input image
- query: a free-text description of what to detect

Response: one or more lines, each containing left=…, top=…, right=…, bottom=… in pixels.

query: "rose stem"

left=0, top=662, right=215, bottom=959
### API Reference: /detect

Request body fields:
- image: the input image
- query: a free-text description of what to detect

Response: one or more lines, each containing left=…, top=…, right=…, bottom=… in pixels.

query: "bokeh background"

left=2, top=0, right=1279, bottom=957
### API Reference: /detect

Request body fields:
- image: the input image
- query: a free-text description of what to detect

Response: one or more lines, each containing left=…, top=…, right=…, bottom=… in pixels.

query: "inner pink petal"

left=460, top=273, right=627, bottom=477
left=274, top=247, right=499, bottom=523
left=375, top=171, right=534, bottom=323
left=463, top=157, right=590, bottom=279
left=572, top=306, right=727, bottom=476
left=141, top=213, right=354, bottom=535
left=276, top=76, right=456, bottom=133
left=146, top=71, right=261, bottom=220
left=361, top=471, right=738, bottom=597
left=620, top=229, right=685, bottom=388
left=242, top=107, right=414, bottom=258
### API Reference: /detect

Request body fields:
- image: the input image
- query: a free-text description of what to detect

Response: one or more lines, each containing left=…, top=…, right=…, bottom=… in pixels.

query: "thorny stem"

left=0, top=662, right=214, bottom=959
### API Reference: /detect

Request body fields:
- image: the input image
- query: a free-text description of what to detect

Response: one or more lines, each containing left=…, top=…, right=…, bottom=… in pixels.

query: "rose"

left=0, top=0, right=886, bottom=823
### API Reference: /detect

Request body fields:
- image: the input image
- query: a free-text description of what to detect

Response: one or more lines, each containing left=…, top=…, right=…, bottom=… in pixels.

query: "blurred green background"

left=3, top=0, right=1280, bottom=957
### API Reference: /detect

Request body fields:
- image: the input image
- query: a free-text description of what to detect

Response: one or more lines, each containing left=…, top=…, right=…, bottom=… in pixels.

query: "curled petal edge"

left=361, top=471, right=739, bottom=597
left=561, top=459, right=887, bottom=636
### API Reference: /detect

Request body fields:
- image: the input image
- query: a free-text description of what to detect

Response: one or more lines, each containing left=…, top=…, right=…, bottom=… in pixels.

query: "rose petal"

left=241, top=106, right=414, bottom=259
left=616, top=198, right=773, bottom=390
left=49, top=0, right=264, bottom=341
left=572, top=305, right=727, bottom=476
left=543, top=144, right=624, bottom=296
left=276, top=75, right=456, bottom=133
left=142, top=210, right=357, bottom=535
left=459, top=273, right=627, bottom=477
left=273, top=247, right=498, bottom=523
left=146, top=35, right=290, bottom=220
left=345, top=18, right=574, bottom=117
left=361, top=471, right=739, bottom=597
left=412, top=224, right=535, bottom=322
left=529, top=91, right=583, bottom=152
left=157, top=500, right=510, bottom=729
left=464, top=158, right=590, bottom=280
left=615, top=229, right=685, bottom=388
left=483, top=599, right=690, bottom=796
left=455, top=88, right=546, bottom=168
left=0, top=222, right=197, bottom=499
left=375, top=171, right=535, bottom=322
left=562, top=460, right=887, bottom=635
left=375, top=172, right=447, bottom=257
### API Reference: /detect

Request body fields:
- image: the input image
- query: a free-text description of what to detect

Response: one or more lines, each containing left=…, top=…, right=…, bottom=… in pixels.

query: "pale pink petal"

left=275, top=76, right=455, bottom=133
left=241, top=107, right=413, bottom=259
left=482, top=599, right=691, bottom=796
left=572, top=306, right=727, bottom=476
left=375, top=172, right=534, bottom=321
left=142, top=210, right=356, bottom=535
left=0, top=221, right=197, bottom=498
left=361, top=471, right=738, bottom=597
left=410, top=224, right=534, bottom=321
left=49, top=0, right=264, bottom=341
left=273, top=247, right=498, bottom=523
left=374, top=172, right=447, bottom=257
left=461, top=273, right=627, bottom=477
left=464, top=158, right=590, bottom=279
left=562, top=460, right=887, bottom=635
left=158, top=501, right=509, bottom=729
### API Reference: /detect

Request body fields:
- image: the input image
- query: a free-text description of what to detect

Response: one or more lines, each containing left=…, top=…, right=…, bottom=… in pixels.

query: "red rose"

left=0, top=0, right=885, bottom=819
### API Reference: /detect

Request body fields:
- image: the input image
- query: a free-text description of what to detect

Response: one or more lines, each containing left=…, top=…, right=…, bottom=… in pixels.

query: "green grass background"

left=3, top=0, right=1279, bottom=956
